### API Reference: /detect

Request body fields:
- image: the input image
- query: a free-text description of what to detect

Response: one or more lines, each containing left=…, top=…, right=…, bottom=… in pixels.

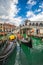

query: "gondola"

left=21, top=37, right=43, bottom=65
left=0, top=40, right=16, bottom=61
left=20, top=38, right=32, bottom=48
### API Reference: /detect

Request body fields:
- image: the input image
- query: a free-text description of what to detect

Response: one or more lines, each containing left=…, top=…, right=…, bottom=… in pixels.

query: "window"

left=36, top=23, right=38, bottom=26
left=0, top=29, right=2, bottom=32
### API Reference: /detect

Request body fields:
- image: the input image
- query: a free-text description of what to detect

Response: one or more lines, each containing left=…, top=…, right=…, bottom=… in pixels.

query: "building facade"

left=24, top=20, right=43, bottom=26
left=19, top=20, right=43, bottom=35
left=0, top=23, right=16, bottom=35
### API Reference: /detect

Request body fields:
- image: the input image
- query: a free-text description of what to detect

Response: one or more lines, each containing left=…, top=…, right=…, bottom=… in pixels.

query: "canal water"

left=2, top=42, right=29, bottom=65
left=1, top=37, right=43, bottom=65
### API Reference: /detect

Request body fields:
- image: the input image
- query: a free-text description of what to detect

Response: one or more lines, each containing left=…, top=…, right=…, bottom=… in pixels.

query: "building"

left=24, top=20, right=43, bottom=26
left=19, top=20, right=43, bottom=35
left=0, top=23, right=16, bottom=35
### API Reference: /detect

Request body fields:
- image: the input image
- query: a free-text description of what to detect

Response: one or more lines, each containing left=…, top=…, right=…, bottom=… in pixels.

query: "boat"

left=21, top=36, right=43, bottom=65
left=20, top=37, right=32, bottom=48
left=0, top=40, right=16, bottom=61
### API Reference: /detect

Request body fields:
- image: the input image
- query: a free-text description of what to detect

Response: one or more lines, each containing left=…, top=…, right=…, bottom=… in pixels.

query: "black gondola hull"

left=21, top=38, right=32, bottom=48
left=0, top=41, right=16, bottom=61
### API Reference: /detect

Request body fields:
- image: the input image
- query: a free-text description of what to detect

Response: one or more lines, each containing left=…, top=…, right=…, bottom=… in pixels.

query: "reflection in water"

left=0, top=41, right=43, bottom=65
left=14, top=42, right=21, bottom=65
left=0, top=42, right=29, bottom=65
left=14, top=42, right=29, bottom=65
left=14, top=42, right=28, bottom=65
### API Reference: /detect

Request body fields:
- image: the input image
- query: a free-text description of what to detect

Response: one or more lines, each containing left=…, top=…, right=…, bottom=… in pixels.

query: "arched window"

left=29, top=23, right=31, bottom=25
left=23, top=24, right=24, bottom=26
left=39, top=23, right=42, bottom=26
left=32, top=23, right=35, bottom=26
left=36, top=23, right=38, bottom=26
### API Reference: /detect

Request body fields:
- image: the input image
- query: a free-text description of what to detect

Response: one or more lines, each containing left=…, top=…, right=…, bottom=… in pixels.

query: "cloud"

left=11, top=0, right=18, bottom=4
left=36, top=9, right=41, bottom=12
left=9, top=2, right=20, bottom=18
left=26, top=11, right=35, bottom=18
left=14, top=17, right=23, bottom=26
left=35, top=9, right=41, bottom=13
left=0, top=0, right=10, bottom=16
left=39, top=2, right=43, bottom=9
left=0, top=0, right=21, bottom=26
left=27, top=0, right=36, bottom=9
left=0, top=15, right=9, bottom=19
left=27, top=0, right=36, bottom=6
left=8, top=17, right=23, bottom=26
left=26, top=10, right=43, bottom=21
left=8, top=0, right=21, bottom=26
left=28, top=12, right=43, bottom=21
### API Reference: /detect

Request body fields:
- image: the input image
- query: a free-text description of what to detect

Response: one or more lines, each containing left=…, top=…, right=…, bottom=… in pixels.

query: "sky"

left=0, top=0, right=43, bottom=26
